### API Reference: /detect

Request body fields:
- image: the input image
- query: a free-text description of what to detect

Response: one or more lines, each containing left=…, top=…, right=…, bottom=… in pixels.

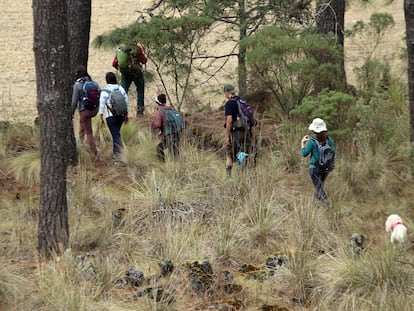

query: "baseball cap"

left=223, top=84, right=235, bottom=94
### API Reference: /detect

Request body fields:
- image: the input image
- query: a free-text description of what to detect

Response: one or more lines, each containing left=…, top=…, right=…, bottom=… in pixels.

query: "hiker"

left=301, top=118, right=336, bottom=206
left=223, top=84, right=254, bottom=176
left=112, top=42, right=147, bottom=116
left=151, top=94, right=182, bottom=162
left=71, top=66, right=99, bottom=159
left=99, top=72, right=129, bottom=160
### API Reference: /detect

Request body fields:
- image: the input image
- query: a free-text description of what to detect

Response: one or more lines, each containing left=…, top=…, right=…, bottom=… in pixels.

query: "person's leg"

left=121, top=73, right=133, bottom=94
left=106, top=116, right=123, bottom=158
left=78, top=114, right=85, bottom=143
left=157, top=138, right=166, bottom=162
left=79, top=109, right=98, bottom=156
left=310, top=167, right=328, bottom=204
left=133, top=71, right=145, bottom=114
left=225, top=132, right=238, bottom=176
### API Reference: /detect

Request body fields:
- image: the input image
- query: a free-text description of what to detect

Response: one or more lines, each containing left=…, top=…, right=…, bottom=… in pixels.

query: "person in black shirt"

left=223, top=84, right=253, bottom=176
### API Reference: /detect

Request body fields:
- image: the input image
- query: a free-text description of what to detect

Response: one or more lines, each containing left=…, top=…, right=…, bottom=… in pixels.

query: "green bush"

left=289, top=89, right=356, bottom=136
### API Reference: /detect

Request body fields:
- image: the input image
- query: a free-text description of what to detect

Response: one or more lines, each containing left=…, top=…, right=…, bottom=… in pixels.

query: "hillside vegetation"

left=1, top=0, right=413, bottom=310
left=1, top=70, right=413, bottom=310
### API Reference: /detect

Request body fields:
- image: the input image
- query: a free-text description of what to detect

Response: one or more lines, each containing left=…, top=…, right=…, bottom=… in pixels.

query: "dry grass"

left=1, top=119, right=414, bottom=310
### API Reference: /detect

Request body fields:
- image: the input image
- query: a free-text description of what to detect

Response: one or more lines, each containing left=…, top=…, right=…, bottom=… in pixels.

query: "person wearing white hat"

left=301, top=118, right=335, bottom=206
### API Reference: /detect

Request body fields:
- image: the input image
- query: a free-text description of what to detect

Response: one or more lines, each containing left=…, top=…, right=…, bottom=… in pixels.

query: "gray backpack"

left=312, top=138, right=335, bottom=172
left=102, top=88, right=128, bottom=116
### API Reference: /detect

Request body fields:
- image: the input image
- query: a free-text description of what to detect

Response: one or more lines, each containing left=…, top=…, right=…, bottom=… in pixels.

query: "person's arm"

left=112, top=55, right=119, bottom=69
left=136, top=44, right=147, bottom=64
left=301, top=135, right=312, bottom=157
left=98, top=89, right=108, bottom=125
left=152, top=109, right=163, bottom=131
left=70, top=82, right=81, bottom=116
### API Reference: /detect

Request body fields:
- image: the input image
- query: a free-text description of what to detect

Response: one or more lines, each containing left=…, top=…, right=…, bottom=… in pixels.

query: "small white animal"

left=385, top=214, right=408, bottom=244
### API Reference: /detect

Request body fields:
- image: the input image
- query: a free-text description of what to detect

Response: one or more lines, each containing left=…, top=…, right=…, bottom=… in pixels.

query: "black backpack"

left=312, top=138, right=335, bottom=172
left=234, top=96, right=255, bottom=130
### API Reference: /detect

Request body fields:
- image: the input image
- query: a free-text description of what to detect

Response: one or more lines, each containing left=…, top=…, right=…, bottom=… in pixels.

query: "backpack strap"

left=310, top=137, right=319, bottom=147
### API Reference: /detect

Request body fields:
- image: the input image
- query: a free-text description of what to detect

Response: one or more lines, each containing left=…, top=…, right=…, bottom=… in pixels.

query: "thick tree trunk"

left=33, top=0, right=71, bottom=259
left=66, top=0, right=92, bottom=166
left=67, top=0, right=91, bottom=72
left=405, top=0, right=414, bottom=173
left=315, top=0, right=347, bottom=92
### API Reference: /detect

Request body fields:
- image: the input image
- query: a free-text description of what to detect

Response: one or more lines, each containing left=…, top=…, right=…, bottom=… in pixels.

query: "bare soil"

left=0, top=0, right=406, bottom=124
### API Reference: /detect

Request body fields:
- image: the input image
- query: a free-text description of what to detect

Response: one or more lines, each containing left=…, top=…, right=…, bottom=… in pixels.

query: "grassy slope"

left=1, top=113, right=413, bottom=310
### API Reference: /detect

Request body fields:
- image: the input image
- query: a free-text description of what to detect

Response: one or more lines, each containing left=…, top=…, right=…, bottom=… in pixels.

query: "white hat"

left=308, top=118, right=327, bottom=133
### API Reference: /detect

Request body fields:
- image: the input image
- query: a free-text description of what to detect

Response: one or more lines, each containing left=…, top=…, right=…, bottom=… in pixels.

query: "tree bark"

left=405, top=0, right=414, bottom=173
left=67, top=0, right=91, bottom=73
left=66, top=0, right=92, bottom=166
left=238, top=0, right=247, bottom=96
left=315, top=0, right=347, bottom=92
left=33, top=0, right=71, bottom=259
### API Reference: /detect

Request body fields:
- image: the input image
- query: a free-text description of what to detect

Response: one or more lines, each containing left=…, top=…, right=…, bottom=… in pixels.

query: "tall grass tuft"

left=0, top=261, right=30, bottom=309
left=10, top=149, right=41, bottom=185
left=318, top=245, right=414, bottom=310
left=33, top=261, right=100, bottom=311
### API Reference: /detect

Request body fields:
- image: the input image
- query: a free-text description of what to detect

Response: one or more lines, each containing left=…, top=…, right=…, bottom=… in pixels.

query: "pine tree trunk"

left=405, top=0, right=414, bottom=173
left=33, top=0, right=71, bottom=259
left=67, top=0, right=91, bottom=72
left=66, top=0, right=92, bottom=166
left=315, top=0, right=347, bottom=93
left=238, top=0, right=247, bottom=96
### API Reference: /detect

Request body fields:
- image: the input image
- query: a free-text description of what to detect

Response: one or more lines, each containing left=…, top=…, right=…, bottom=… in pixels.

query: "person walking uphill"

left=301, top=118, right=336, bottom=207
left=71, top=66, right=100, bottom=159
left=112, top=42, right=147, bottom=116
left=223, top=84, right=254, bottom=176
left=151, top=94, right=183, bottom=162
left=99, top=72, right=129, bottom=160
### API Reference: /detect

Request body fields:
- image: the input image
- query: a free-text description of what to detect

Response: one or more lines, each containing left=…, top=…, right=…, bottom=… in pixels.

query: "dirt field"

left=0, top=0, right=406, bottom=123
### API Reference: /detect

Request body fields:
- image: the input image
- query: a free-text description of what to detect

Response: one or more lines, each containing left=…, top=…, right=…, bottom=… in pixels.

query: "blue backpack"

left=160, top=108, right=184, bottom=136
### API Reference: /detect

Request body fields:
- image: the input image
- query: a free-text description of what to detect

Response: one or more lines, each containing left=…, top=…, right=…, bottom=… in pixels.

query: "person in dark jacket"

left=71, top=66, right=99, bottom=158
left=151, top=94, right=180, bottom=162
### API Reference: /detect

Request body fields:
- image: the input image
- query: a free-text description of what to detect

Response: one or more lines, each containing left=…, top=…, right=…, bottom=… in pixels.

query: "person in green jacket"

left=301, top=118, right=335, bottom=206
